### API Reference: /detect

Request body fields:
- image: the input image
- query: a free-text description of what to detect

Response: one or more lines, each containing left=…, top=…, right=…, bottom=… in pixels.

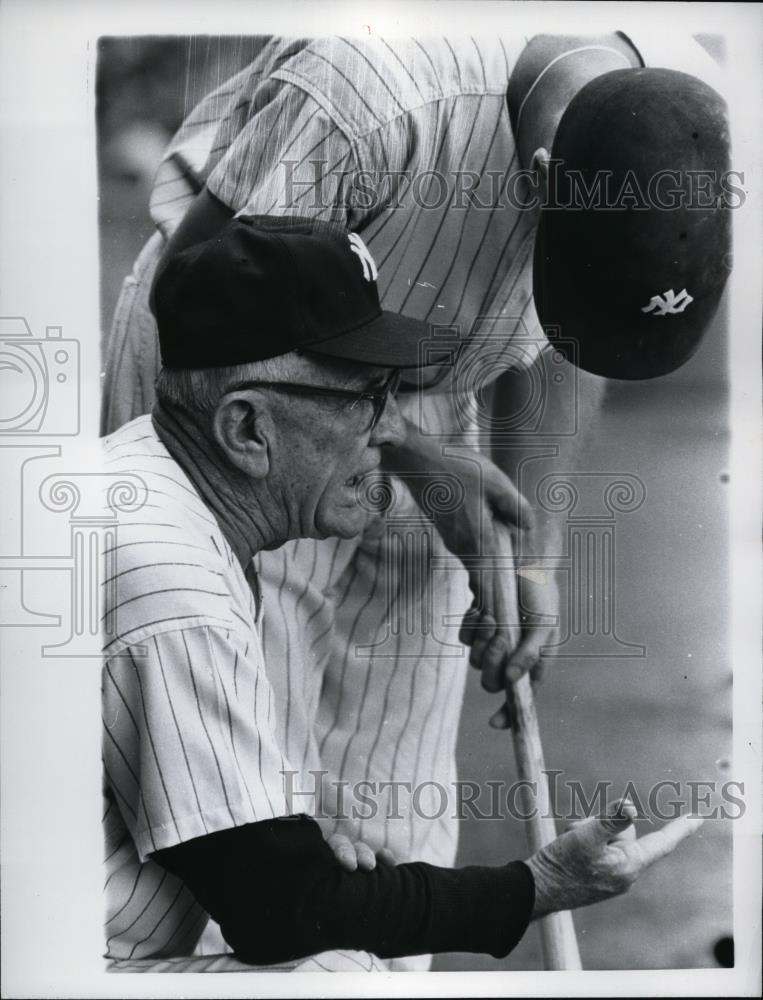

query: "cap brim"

left=306, top=310, right=435, bottom=369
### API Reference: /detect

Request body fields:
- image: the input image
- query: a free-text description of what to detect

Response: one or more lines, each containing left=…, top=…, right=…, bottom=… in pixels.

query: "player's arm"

left=151, top=803, right=701, bottom=965
left=384, top=417, right=536, bottom=707
left=153, top=814, right=533, bottom=963
left=481, top=32, right=727, bottom=716
left=105, top=629, right=702, bottom=964
left=483, top=353, right=606, bottom=717
left=380, top=393, right=590, bottom=719
left=470, top=34, right=637, bottom=715
left=103, top=627, right=530, bottom=960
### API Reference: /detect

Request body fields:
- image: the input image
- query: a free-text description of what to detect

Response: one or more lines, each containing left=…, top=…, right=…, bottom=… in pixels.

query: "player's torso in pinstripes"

left=100, top=416, right=328, bottom=963
left=151, top=35, right=546, bottom=408
left=101, top=419, right=252, bottom=655
left=102, top=40, right=543, bottom=968
left=272, top=36, right=541, bottom=348
left=142, top=35, right=539, bottom=878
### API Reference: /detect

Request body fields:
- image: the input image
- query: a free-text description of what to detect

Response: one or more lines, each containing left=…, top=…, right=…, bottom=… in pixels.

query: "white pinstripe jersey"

left=147, top=32, right=721, bottom=387
left=101, top=417, right=380, bottom=969
left=101, top=36, right=595, bottom=970
left=101, top=33, right=721, bottom=970
left=150, top=34, right=547, bottom=397
left=103, top=30, right=720, bottom=434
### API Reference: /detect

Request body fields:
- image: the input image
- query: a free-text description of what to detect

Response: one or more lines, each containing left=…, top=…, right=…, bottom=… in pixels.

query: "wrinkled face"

left=270, top=362, right=406, bottom=540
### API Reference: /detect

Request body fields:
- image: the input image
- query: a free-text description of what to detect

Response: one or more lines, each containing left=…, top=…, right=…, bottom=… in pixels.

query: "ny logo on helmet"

left=640, top=288, right=694, bottom=316
left=348, top=232, right=378, bottom=282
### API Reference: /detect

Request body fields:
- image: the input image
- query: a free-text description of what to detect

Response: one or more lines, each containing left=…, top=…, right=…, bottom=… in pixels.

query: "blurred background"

left=96, top=35, right=733, bottom=972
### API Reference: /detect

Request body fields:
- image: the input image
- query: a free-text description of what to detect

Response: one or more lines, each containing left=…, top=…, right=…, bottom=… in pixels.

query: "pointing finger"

left=630, top=814, right=705, bottom=867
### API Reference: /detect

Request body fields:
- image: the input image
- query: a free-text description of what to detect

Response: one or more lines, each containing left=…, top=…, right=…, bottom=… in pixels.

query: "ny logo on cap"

left=348, top=232, right=378, bottom=283
left=641, top=288, right=694, bottom=316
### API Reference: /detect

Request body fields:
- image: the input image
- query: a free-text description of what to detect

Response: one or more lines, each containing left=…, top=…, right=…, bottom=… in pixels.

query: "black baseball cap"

left=152, top=215, right=431, bottom=370
left=534, top=68, right=731, bottom=380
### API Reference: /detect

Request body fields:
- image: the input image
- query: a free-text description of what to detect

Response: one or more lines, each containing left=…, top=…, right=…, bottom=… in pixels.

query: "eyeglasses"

left=225, top=369, right=402, bottom=432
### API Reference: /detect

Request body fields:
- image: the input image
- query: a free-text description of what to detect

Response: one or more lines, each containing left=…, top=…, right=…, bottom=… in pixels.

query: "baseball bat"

left=510, top=671, right=583, bottom=970
left=493, top=529, right=583, bottom=970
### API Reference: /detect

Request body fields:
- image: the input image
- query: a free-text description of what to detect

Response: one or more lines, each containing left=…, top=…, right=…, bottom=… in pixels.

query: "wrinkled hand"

left=448, top=455, right=559, bottom=726
left=525, top=799, right=704, bottom=918
left=427, top=454, right=531, bottom=682
left=478, top=561, right=561, bottom=730
left=395, top=436, right=558, bottom=720
left=326, top=833, right=396, bottom=873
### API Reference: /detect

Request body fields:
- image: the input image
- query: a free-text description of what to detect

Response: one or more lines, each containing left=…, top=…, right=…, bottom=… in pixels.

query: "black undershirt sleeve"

left=153, top=814, right=535, bottom=965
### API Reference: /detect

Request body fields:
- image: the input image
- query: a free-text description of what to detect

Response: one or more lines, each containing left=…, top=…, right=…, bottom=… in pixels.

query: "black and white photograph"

left=0, top=1, right=761, bottom=997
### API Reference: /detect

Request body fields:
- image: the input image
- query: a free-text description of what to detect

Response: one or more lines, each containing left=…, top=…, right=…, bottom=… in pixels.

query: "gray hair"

left=154, top=355, right=296, bottom=421
left=154, top=351, right=367, bottom=431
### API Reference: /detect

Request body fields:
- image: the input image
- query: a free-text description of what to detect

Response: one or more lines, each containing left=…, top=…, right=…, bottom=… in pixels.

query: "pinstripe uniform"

left=100, top=32, right=722, bottom=972
left=102, top=35, right=549, bottom=972
left=101, top=34, right=597, bottom=973
left=102, top=415, right=384, bottom=972
left=103, top=35, right=545, bottom=428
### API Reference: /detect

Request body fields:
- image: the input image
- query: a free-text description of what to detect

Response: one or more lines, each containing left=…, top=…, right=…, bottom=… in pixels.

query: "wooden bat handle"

left=511, top=672, right=583, bottom=970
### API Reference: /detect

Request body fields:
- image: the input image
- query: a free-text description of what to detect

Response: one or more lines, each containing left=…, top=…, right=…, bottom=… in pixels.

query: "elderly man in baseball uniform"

left=101, top=32, right=729, bottom=970
left=102, top=215, right=705, bottom=972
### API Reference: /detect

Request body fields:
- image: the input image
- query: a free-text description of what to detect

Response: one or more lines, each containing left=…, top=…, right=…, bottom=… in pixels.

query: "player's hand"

left=428, top=453, right=530, bottom=669
left=524, top=799, right=704, bottom=918
left=457, top=515, right=522, bottom=685
left=456, top=469, right=560, bottom=725
left=386, top=433, right=545, bottom=713
left=479, top=560, right=561, bottom=730
left=327, top=833, right=396, bottom=873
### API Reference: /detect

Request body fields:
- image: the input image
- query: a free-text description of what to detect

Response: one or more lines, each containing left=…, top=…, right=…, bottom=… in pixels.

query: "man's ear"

left=508, top=34, right=638, bottom=169
left=212, top=392, right=271, bottom=479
